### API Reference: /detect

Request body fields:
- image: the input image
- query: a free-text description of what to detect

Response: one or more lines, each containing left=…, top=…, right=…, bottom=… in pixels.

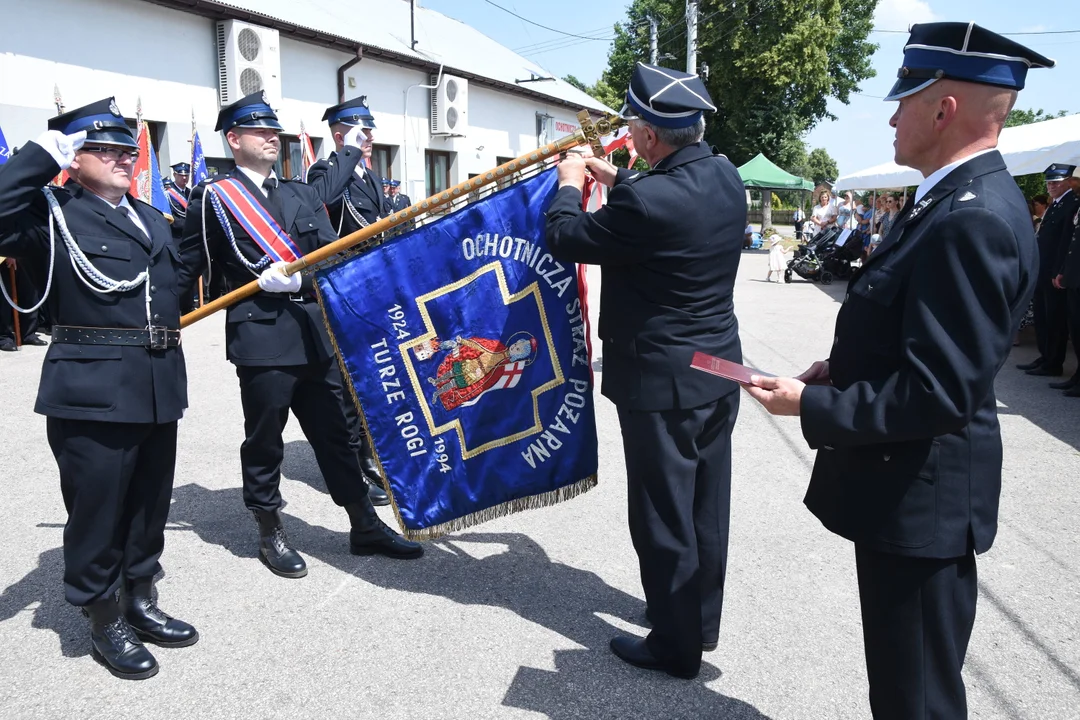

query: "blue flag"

left=147, top=141, right=172, bottom=218
left=190, top=131, right=209, bottom=186
left=316, top=168, right=598, bottom=539
left=0, top=124, right=10, bottom=165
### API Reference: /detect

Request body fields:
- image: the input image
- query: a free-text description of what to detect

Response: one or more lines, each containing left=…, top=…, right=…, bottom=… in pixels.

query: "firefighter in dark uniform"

left=1018, top=163, right=1079, bottom=377
left=305, top=96, right=396, bottom=494
left=0, top=98, right=196, bottom=680
left=389, top=179, right=411, bottom=213
left=1054, top=167, right=1080, bottom=396
left=546, top=63, right=745, bottom=680
left=0, top=256, right=48, bottom=351
left=745, top=23, right=1052, bottom=718
left=178, top=92, right=421, bottom=580
left=163, top=161, right=191, bottom=241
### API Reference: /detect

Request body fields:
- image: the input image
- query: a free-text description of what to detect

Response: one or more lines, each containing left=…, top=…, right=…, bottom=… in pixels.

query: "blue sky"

left=422, top=0, right=1080, bottom=177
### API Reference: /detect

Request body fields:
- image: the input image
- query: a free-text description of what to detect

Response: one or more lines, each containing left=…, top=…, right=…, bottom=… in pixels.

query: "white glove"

left=257, top=261, right=302, bottom=293
left=34, top=130, right=86, bottom=170
left=343, top=125, right=366, bottom=150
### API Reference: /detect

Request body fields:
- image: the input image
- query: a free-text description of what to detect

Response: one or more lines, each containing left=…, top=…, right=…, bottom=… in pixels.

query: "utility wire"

left=482, top=0, right=633, bottom=41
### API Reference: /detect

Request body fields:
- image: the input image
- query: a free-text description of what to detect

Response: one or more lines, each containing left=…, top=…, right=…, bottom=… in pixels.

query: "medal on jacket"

left=207, top=178, right=304, bottom=271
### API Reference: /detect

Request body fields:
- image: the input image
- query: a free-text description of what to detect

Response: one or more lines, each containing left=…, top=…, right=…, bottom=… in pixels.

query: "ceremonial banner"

left=0, top=124, right=10, bottom=165
left=130, top=123, right=172, bottom=219
left=316, top=168, right=598, bottom=539
left=190, top=131, right=209, bottom=186
left=299, top=129, right=317, bottom=182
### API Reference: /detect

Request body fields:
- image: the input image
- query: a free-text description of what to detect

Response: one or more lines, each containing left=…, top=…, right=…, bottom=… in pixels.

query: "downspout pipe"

left=337, top=47, right=364, bottom=103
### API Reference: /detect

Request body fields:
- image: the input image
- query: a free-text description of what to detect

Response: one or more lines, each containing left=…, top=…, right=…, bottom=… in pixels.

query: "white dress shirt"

left=236, top=165, right=278, bottom=197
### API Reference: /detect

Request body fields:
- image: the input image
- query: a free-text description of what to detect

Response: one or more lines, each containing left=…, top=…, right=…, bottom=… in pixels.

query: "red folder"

left=690, top=351, right=774, bottom=385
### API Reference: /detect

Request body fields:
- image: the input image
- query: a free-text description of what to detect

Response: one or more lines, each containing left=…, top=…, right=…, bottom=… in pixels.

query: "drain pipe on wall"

left=337, top=47, right=363, bottom=103
left=403, top=63, right=443, bottom=199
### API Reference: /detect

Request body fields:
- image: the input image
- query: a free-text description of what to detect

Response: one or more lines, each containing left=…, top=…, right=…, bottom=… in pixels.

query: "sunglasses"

left=81, top=146, right=140, bottom=162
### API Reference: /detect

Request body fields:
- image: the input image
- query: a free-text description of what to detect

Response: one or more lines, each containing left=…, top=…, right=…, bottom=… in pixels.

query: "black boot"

left=253, top=509, right=308, bottom=578
left=122, top=579, right=199, bottom=648
left=85, top=597, right=159, bottom=680
left=366, top=479, right=391, bottom=506
left=1050, top=375, right=1079, bottom=390
left=345, top=501, right=423, bottom=559
left=358, top=434, right=388, bottom=491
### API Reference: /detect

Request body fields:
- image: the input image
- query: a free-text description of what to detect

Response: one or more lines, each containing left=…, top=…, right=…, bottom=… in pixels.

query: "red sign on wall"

left=555, top=121, right=578, bottom=133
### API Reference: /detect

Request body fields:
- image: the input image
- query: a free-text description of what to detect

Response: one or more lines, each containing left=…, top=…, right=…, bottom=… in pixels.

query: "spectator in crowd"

left=744, top=222, right=754, bottom=249
left=878, top=194, right=902, bottom=239
left=810, top=190, right=835, bottom=235
left=835, top=191, right=854, bottom=230
left=792, top=205, right=806, bottom=241
left=873, top=194, right=886, bottom=233
left=1031, top=193, right=1049, bottom=233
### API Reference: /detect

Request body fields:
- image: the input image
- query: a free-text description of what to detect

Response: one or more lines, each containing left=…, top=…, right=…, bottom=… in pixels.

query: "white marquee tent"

left=836, top=113, right=1080, bottom=191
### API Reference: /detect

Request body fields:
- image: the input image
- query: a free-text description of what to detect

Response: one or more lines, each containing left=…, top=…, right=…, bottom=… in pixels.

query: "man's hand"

left=343, top=125, right=366, bottom=150
left=743, top=375, right=806, bottom=416
left=257, top=261, right=302, bottom=294
left=557, top=153, right=587, bottom=191
left=584, top=156, right=618, bottom=188
left=33, top=129, right=87, bottom=170
left=795, top=360, right=831, bottom=386
left=1053, top=273, right=1066, bottom=290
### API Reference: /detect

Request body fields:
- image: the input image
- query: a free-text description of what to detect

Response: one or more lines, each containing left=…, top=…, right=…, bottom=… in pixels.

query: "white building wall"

left=0, top=0, right=590, bottom=202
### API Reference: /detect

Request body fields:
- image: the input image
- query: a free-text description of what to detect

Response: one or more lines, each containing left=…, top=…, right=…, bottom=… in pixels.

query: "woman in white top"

left=810, top=191, right=836, bottom=235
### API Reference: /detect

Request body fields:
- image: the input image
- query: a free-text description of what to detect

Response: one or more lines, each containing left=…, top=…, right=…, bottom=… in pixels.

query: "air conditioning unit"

left=430, top=74, right=468, bottom=136
left=216, top=20, right=282, bottom=107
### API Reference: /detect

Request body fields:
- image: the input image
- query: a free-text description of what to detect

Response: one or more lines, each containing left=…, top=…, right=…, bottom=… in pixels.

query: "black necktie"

left=262, top=177, right=283, bottom=218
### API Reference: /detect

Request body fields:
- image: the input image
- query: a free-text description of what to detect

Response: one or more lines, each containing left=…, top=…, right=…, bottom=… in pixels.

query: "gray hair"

left=633, top=116, right=706, bottom=148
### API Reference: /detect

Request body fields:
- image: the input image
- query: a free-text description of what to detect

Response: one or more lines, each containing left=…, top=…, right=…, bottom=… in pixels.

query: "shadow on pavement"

left=994, top=336, right=1080, bottom=454
left=168, top=481, right=772, bottom=719
left=0, top=546, right=87, bottom=658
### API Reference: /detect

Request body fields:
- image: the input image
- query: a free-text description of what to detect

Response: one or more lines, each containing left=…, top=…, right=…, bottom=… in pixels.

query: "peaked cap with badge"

left=322, top=96, right=377, bottom=129
left=49, top=97, right=138, bottom=149
left=885, top=21, right=1055, bottom=101
left=170, top=162, right=191, bottom=175
left=619, top=62, right=716, bottom=128
left=1044, top=163, right=1076, bottom=182
left=215, top=91, right=283, bottom=133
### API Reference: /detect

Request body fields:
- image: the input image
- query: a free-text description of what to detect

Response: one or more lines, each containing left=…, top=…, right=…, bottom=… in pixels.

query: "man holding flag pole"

left=177, top=92, right=421, bottom=581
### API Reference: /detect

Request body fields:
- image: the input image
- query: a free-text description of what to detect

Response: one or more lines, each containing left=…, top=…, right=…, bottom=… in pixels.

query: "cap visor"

left=617, top=102, right=640, bottom=120
left=884, top=77, right=939, bottom=102
left=232, top=118, right=283, bottom=131
left=85, top=130, right=139, bottom=149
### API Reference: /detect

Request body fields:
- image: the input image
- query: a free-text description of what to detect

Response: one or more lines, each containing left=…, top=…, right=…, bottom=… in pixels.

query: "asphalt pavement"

left=1, top=250, right=1078, bottom=719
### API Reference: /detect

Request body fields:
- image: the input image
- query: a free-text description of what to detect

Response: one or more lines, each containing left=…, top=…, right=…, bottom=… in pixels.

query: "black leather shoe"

left=1050, top=377, right=1079, bottom=390
left=359, top=455, right=387, bottom=491
left=1064, top=385, right=1080, bottom=398
left=644, top=609, right=716, bottom=651
left=1016, top=358, right=1044, bottom=371
left=22, top=334, right=47, bottom=346
left=85, top=599, right=159, bottom=680
left=702, top=640, right=718, bottom=652
left=253, top=509, right=308, bottom=578
left=609, top=636, right=698, bottom=679
left=367, top=481, right=390, bottom=506
left=0, top=338, right=15, bottom=352
left=122, top=580, right=198, bottom=648
left=1027, top=366, right=1064, bottom=376
left=345, top=502, right=423, bottom=559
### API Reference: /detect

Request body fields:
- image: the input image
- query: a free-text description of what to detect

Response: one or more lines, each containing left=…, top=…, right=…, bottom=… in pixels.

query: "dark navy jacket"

left=305, top=148, right=390, bottom=236
left=800, top=151, right=1037, bottom=558
left=545, top=141, right=746, bottom=411
left=0, top=142, right=188, bottom=423
left=177, top=168, right=340, bottom=367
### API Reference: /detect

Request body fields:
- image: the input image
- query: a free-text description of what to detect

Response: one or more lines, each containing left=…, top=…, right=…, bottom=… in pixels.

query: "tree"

left=562, top=74, right=623, bottom=111
left=805, top=147, right=838, bottom=186
left=600, top=0, right=879, bottom=166
left=1005, top=108, right=1070, bottom=199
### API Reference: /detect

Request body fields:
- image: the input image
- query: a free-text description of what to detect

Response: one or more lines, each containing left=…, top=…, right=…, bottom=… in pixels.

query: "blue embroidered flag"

left=0, top=124, right=10, bottom=165
left=190, top=131, right=209, bottom=186
left=316, top=168, right=598, bottom=539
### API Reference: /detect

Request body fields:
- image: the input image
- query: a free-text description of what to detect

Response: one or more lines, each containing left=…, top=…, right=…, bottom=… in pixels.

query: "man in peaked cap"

left=178, top=91, right=421, bottom=582
left=547, top=62, right=746, bottom=679
left=1020, top=162, right=1078, bottom=379
left=163, top=162, right=192, bottom=240
left=388, top=179, right=411, bottom=214
left=305, top=95, right=399, bottom=493
left=1052, top=165, right=1080, bottom=396
left=745, top=23, right=1052, bottom=717
left=0, top=97, right=196, bottom=679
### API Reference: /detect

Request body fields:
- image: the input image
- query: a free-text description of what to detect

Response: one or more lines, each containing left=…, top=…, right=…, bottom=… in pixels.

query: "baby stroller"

left=817, top=228, right=860, bottom=280
left=784, top=226, right=843, bottom=284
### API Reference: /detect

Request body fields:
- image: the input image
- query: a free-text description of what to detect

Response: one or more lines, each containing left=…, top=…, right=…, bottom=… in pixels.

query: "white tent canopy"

left=836, top=113, right=1080, bottom=191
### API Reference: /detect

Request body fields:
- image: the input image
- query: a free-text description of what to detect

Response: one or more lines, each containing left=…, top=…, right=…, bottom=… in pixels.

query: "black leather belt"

left=52, top=325, right=181, bottom=350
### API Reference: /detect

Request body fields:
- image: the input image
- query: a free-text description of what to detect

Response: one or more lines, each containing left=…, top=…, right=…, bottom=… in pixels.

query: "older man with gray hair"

left=546, top=62, right=746, bottom=679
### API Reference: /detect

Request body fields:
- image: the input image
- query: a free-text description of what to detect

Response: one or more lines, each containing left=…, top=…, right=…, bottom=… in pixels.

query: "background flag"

left=0, top=124, right=10, bottom=165
left=299, top=124, right=317, bottom=182
left=316, top=167, right=599, bottom=540
left=190, top=130, right=209, bottom=186
left=130, top=122, right=172, bottom=219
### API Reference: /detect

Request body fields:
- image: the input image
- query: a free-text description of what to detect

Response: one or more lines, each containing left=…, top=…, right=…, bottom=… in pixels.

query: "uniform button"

left=867, top=284, right=874, bottom=291
left=247, top=312, right=253, bottom=318
left=883, top=454, right=891, bottom=462
left=153, top=313, right=161, bottom=322
left=150, top=285, right=157, bottom=293
left=101, top=245, right=108, bottom=251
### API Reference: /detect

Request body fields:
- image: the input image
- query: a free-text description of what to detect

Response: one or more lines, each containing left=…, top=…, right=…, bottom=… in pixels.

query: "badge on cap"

left=109, top=99, right=121, bottom=116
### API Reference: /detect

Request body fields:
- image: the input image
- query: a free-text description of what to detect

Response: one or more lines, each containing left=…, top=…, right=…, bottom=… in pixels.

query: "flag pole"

left=6, top=260, right=20, bottom=349
left=180, top=111, right=623, bottom=328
